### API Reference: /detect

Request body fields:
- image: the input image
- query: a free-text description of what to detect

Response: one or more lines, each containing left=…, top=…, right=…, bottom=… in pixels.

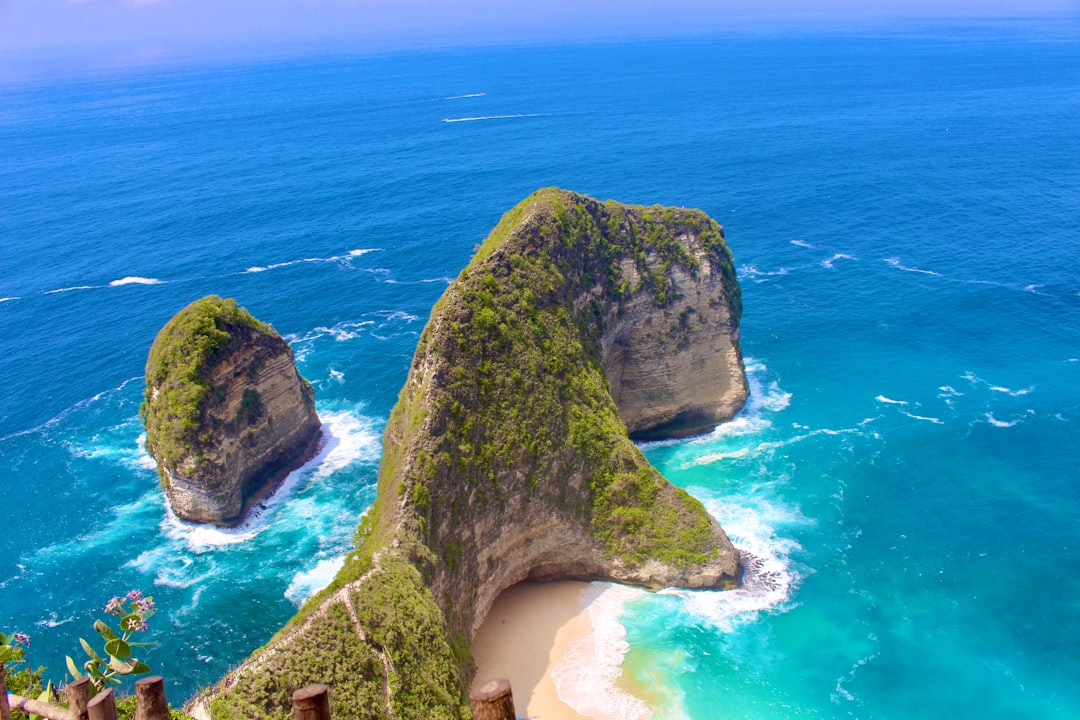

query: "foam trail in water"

left=244, top=248, right=379, bottom=274
left=883, top=257, right=942, bottom=276
left=790, top=239, right=815, bottom=248
left=442, top=113, right=546, bottom=123
left=985, top=413, right=1018, bottom=428
left=551, top=584, right=651, bottom=720
left=875, top=395, right=907, bottom=405
left=821, top=253, right=857, bottom=269
left=441, top=92, right=486, bottom=100
left=163, top=410, right=380, bottom=550
left=284, top=556, right=347, bottom=605
left=110, top=276, right=163, bottom=286
left=901, top=411, right=943, bottom=424
left=44, top=285, right=97, bottom=294
left=0, top=296, right=20, bottom=302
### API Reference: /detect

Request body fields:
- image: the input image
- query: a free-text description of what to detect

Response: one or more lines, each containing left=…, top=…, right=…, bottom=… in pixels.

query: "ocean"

left=2, top=26, right=1079, bottom=719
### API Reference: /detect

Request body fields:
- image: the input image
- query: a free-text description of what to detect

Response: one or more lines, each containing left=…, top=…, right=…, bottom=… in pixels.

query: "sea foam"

left=162, top=409, right=380, bottom=551
left=109, top=276, right=163, bottom=286
left=284, top=556, right=347, bottom=605
left=551, top=584, right=652, bottom=720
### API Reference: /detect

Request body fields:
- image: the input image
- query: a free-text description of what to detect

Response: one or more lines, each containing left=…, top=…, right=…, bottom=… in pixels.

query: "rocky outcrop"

left=141, top=295, right=321, bottom=526
left=601, top=247, right=747, bottom=439
left=195, top=189, right=747, bottom=720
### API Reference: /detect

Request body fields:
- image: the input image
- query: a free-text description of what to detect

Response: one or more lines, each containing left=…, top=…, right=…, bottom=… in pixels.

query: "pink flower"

left=104, top=597, right=123, bottom=615
left=125, top=590, right=143, bottom=601
left=12, top=632, right=30, bottom=647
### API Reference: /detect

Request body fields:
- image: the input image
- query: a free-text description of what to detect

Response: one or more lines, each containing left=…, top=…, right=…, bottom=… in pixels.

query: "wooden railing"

left=4, top=675, right=519, bottom=720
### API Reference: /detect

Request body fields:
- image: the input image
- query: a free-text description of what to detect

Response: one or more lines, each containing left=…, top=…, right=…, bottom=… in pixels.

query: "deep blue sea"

left=2, top=27, right=1079, bottom=719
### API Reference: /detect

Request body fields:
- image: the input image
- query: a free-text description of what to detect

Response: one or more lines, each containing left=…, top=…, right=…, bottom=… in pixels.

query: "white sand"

left=471, top=581, right=594, bottom=720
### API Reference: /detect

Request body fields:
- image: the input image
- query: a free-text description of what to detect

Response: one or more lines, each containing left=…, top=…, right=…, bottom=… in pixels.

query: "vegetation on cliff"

left=141, top=295, right=273, bottom=485
left=200, top=189, right=744, bottom=720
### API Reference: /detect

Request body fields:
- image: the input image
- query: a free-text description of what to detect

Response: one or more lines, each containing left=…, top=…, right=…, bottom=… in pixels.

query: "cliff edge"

left=141, top=295, right=322, bottom=526
left=195, top=189, right=747, bottom=720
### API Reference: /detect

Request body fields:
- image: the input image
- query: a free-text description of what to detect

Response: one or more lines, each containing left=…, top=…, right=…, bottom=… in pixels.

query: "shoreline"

left=471, top=581, right=648, bottom=720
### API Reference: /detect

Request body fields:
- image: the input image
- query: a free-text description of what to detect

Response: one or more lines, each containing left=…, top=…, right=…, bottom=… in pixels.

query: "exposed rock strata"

left=195, top=189, right=748, bottom=720
left=141, top=295, right=321, bottom=526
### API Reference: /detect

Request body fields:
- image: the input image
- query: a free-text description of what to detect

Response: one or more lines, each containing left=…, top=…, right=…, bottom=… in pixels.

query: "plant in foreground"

left=66, top=590, right=156, bottom=692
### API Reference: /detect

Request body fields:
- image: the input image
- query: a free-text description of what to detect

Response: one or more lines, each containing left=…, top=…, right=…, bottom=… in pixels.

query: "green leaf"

left=93, top=620, right=119, bottom=641
left=66, top=655, right=84, bottom=679
left=0, top=647, right=12, bottom=664
left=130, top=661, right=151, bottom=674
left=79, top=637, right=102, bottom=663
left=127, top=641, right=153, bottom=648
left=106, top=656, right=135, bottom=675
left=104, top=638, right=131, bottom=659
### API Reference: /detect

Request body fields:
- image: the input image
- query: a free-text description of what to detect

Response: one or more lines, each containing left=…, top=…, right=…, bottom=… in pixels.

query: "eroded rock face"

left=602, top=248, right=747, bottom=439
left=142, top=296, right=321, bottom=526
left=196, top=190, right=748, bottom=720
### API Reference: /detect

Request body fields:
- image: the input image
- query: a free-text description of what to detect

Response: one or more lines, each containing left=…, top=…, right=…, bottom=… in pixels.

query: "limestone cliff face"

left=601, top=248, right=747, bottom=439
left=198, top=190, right=747, bottom=720
left=141, top=295, right=321, bottom=526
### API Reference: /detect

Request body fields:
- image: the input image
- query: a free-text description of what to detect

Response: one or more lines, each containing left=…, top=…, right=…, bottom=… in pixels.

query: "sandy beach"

left=471, top=581, right=595, bottom=720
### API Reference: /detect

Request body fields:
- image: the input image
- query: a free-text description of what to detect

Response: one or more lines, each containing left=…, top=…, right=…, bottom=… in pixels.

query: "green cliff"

left=194, top=189, right=747, bottom=719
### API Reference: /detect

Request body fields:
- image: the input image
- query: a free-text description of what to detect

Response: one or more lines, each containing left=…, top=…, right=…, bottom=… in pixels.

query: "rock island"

left=194, top=189, right=748, bottom=719
left=141, top=295, right=321, bottom=526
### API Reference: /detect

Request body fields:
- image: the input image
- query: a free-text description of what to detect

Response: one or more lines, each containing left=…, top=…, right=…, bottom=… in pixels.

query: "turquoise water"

left=2, top=29, right=1079, bottom=718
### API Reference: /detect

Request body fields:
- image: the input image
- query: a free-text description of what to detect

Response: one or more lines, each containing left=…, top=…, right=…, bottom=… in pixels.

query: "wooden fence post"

left=1, top=667, right=11, bottom=720
left=66, top=677, right=93, bottom=720
left=134, top=676, right=169, bottom=720
left=469, top=678, right=515, bottom=720
left=291, top=684, right=330, bottom=720
left=87, top=689, right=117, bottom=720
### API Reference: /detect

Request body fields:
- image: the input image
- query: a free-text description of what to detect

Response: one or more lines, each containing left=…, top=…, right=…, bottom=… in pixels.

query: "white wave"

left=44, top=285, right=97, bottom=294
left=442, top=113, right=546, bottom=123
left=790, top=239, right=815, bottom=248
left=109, top=276, right=163, bottom=286
left=990, top=385, right=1034, bottom=397
left=551, top=584, right=651, bottom=720
left=937, top=385, right=963, bottom=398
left=739, top=264, right=791, bottom=280
left=328, top=369, right=345, bottom=384
left=127, top=546, right=220, bottom=589
left=821, top=253, right=857, bottom=269
left=883, top=257, right=941, bottom=277
left=35, top=613, right=76, bottom=629
left=1067, top=358, right=1078, bottom=363
left=985, top=413, right=1018, bottom=428
left=901, top=411, right=943, bottom=424
left=660, top=496, right=802, bottom=635
left=442, top=92, right=486, bottom=100
left=875, top=395, right=907, bottom=405
left=1024, top=284, right=1046, bottom=294
left=284, top=555, right=347, bottom=605
left=163, top=410, right=380, bottom=550
left=382, top=276, right=454, bottom=285
left=0, top=296, right=20, bottom=302
left=243, top=248, right=379, bottom=274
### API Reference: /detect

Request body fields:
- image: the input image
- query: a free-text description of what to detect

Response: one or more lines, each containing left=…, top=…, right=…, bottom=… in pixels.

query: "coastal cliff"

left=141, top=295, right=322, bottom=526
left=195, top=189, right=747, bottom=720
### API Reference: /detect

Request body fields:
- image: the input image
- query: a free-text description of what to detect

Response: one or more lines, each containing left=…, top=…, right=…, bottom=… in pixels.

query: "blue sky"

left=1, top=0, right=1077, bottom=74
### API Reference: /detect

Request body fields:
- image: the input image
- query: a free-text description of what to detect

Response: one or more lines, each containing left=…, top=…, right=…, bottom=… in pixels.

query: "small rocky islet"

left=143, top=188, right=748, bottom=720
left=141, top=295, right=322, bottom=526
